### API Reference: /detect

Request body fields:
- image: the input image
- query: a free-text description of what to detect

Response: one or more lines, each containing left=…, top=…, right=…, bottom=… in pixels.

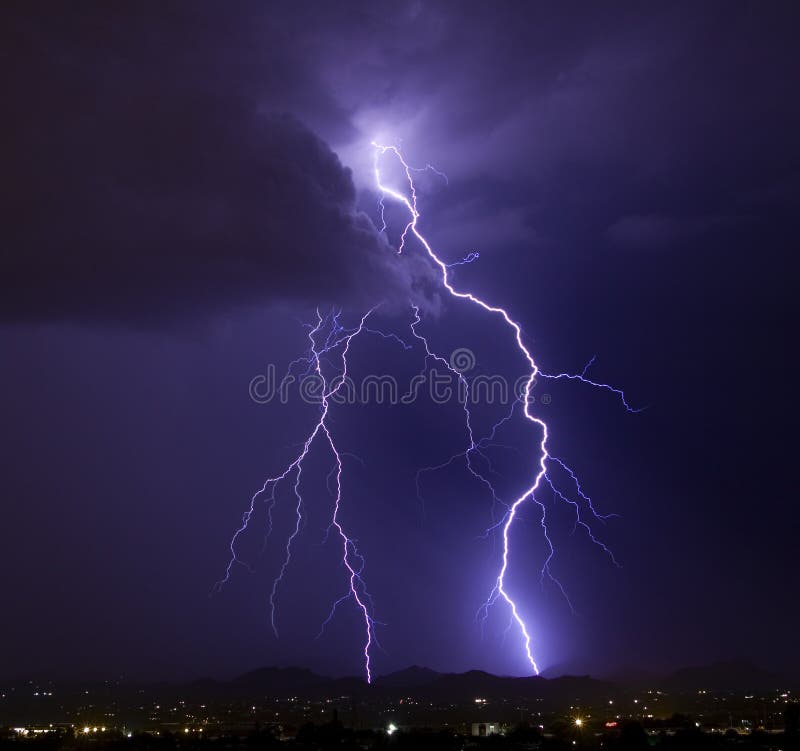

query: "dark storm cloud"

left=0, top=4, right=433, bottom=323
left=321, top=2, right=799, bottom=255
left=4, top=2, right=796, bottom=323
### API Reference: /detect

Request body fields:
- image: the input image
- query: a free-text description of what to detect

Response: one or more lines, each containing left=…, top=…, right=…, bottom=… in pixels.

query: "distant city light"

left=387, top=723, right=398, bottom=736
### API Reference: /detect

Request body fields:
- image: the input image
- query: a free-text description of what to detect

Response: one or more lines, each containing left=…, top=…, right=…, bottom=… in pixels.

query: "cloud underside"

left=2, top=2, right=796, bottom=322
left=5, top=100, right=431, bottom=321
left=0, top=5, right=438, bottom=323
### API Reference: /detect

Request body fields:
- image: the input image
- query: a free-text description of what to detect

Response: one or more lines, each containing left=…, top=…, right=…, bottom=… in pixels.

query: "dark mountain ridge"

left=3, top=660, right=794, bottom=702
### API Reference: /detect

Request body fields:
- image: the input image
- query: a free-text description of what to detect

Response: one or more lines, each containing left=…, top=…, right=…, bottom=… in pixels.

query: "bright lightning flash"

left=372, top=141, right=638, bottom=675
left=216, top=141, right=637, bottom=682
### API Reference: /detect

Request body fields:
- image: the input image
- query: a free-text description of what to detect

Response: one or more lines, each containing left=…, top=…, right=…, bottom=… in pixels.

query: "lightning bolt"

left=216, top=308, right=382, bottom=682
left=372, top=141, right=637, bottom=674
left=218, top=141, right=636, bottom=682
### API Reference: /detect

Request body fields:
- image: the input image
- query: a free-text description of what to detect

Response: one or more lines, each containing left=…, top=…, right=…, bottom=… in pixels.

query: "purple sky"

left=1, top=2, right=796, bottom=682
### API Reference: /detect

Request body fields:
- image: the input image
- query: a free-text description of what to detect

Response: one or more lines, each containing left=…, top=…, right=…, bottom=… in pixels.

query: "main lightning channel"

left=373, top=142, right=635, bottom=674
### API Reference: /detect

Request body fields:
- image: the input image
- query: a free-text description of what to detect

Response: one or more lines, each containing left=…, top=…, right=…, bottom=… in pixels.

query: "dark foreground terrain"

left=3, top=662, right=798, bottom=751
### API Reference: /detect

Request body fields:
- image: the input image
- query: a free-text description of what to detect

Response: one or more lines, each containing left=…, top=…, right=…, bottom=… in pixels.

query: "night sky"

left=1, top=2, right=796, bottom=683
